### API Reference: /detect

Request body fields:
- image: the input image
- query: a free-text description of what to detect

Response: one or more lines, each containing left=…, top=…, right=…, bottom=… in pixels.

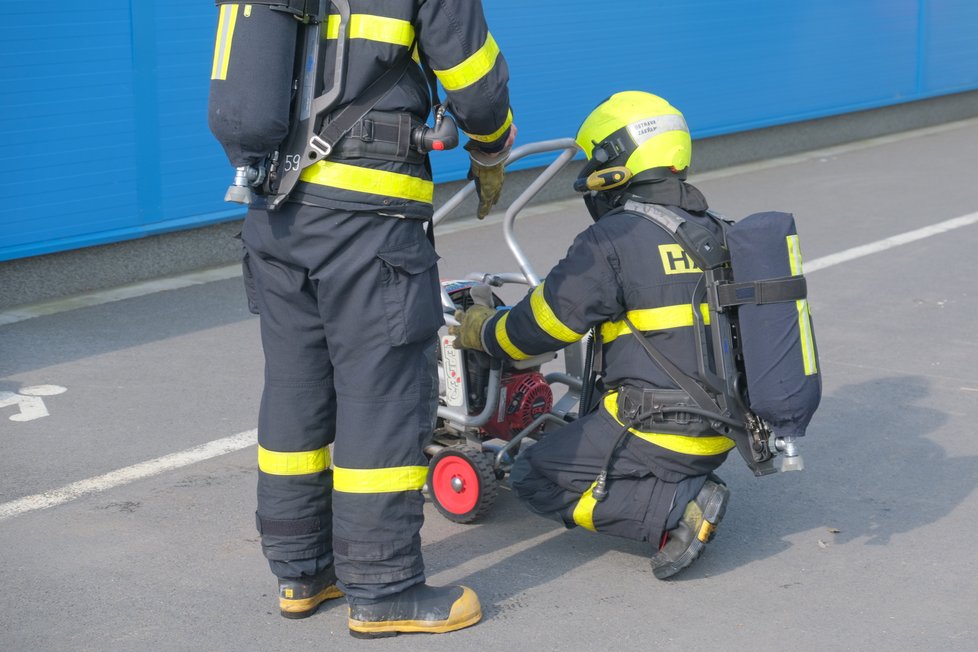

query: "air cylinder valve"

left=775, top=436, right=804, bottom=472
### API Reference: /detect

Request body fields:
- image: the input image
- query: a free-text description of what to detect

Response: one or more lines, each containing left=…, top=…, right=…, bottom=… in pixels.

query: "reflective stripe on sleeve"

left=493, top=311, right=531, bottom=360
left=529, top=283, right=585, bottom=344
left=600, top=303, right=710, bottom=343
left=463, top=109, right=514, bottom=144
left=572, top=481, right=599, bottom=532
left=604, top=393, right=735, bottom=456
left=300, top=161, right=434, bottom=203
left=434, top=32, right=500, bottom=91
left=325, top=14, right=415, bottom=47
left=211, top=4, right=239, bottom=80
left=787, top=235, right=818, bottom=375
left=258, top=445, right=331, bottom=476
left=332, top=465, right=428, bottom=493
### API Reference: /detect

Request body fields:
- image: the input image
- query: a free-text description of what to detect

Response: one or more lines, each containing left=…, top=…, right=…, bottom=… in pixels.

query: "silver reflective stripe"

left=211, top=4, right=238, bottom=81
left=626, top=114, right=689, bottom=146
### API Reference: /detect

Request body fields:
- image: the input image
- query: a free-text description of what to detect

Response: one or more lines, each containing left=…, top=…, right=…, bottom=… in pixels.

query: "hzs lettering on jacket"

left=658, top=244, right=701, bottom=274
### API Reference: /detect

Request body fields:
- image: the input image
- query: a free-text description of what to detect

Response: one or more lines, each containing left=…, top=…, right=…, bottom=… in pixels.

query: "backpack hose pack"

left=622, top=201, right=821, bottom=477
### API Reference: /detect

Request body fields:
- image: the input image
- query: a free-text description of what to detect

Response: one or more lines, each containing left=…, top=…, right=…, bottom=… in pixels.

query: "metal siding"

left=459, top=0, right=922, bottom=180
left=0, top=3, right=141, bottom=258
left=153, top=0, right=243, bottom=224
left=921, top=0, right=978, bottom=93
left=1, top=0, right=976, bottom=261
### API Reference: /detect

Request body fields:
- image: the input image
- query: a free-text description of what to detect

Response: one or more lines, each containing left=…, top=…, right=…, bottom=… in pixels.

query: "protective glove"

left=466, top=155, right=505, bottom=220
left=447, top=304, right=496, bottom=352
left=465, top=125, right=517, bottom=219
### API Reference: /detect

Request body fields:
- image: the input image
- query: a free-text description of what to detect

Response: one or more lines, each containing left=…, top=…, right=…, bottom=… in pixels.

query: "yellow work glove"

left=447, top=305, right=496, bottom=352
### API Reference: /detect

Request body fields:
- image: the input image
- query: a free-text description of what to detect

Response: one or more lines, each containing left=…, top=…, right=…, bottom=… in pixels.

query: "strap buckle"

left=309, top=135, right=332, bottom=158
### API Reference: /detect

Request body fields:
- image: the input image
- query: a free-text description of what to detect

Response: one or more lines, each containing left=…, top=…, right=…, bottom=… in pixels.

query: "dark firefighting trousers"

left=510, top=403, right=707, bottom=544
left=241, top=202, right=443, bottom=602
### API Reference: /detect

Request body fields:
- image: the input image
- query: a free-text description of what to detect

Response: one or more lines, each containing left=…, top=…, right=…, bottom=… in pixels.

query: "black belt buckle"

left=359, top=119, right=375, bottom=143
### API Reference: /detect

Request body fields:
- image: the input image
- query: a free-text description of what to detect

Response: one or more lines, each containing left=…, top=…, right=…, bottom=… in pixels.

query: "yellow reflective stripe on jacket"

left=572, top=481, right=599, bottom=532
left=601, top=303, right=710, bottom=343
left=787, top=235, right=818, bottom=375
left=493, top=311, right=531, bottom=360
left=258, top=445, right=331, bottom=476
left=211, top=4, right=238, bottom=80
left=332, top=465, right=427, bottom=493
left=325, top=14, right=416, bottom=47
left=530, top=283, right=585, bottom=344
left=604, top=393, right=736, bottom=456
left=300, top=161, right=434, bottom=203
left=434, top=32, right=500, bottom=91
left=464, top=109, right=514, bottom=144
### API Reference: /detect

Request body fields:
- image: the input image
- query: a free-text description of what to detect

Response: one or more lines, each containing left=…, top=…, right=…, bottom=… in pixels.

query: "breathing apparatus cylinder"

left=725, top=212, right=821, bottom=445
left=208, top=3, right=298, bottom=170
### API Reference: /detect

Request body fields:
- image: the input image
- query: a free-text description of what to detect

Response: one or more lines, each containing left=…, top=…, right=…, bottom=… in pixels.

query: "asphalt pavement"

left=2, top=118, right=978, bottom=651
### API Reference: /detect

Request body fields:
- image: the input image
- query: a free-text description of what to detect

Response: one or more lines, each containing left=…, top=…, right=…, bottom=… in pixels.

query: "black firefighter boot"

left=348, top=583, right=482, bottom=638
left=650, top=476, right=730, bottom=579
left=278, top=567, right=344, bottom=619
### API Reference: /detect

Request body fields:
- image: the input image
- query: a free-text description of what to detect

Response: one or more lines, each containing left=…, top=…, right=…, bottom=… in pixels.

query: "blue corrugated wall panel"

left=1, top=1, right=977, bottom=261
left=921, top=0, right=978, bottom=93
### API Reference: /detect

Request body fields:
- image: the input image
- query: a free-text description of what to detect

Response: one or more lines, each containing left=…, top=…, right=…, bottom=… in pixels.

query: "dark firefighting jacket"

left=481, top=187, right=738, bottom=465
left=292, top=0, right=513, bottom=217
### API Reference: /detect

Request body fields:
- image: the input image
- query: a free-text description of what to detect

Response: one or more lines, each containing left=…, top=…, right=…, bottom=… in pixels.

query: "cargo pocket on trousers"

left=241, top=248, right=261, bottom=315
left=376, top=237, right=442, bottom=347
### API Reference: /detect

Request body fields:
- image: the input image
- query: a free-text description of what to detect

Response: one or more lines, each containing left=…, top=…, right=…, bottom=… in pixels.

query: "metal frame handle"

left=435, top=138, right=581, bottom=310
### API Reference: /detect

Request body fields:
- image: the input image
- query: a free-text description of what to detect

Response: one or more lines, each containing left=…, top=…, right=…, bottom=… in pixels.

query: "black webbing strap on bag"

left=716, top=275, right=807, bottom=307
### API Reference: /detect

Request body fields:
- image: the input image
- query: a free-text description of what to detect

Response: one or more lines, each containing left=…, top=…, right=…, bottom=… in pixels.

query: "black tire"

left=427, top=444, right=498, bottom=524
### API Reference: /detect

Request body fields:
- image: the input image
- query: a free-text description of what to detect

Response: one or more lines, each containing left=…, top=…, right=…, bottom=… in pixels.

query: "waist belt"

left=326, top=110, right=425, bottom=165
left=616, top=386, right=713, bottom=435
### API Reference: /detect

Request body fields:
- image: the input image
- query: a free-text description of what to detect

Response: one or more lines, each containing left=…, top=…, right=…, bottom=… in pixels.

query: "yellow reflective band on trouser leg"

left=463, top=109, right=514, bottom=144
left=299, top=161, right=434, bottom=204
left=325, top=14, right=415, bottom=47
left=211, top=4, right=239, bottom=80
left=332, top=466, right=428, bottom=493
left=603, top=393, right=736, bottom=456
left=493, top=312, right=531, bottom=360
left=600, top=303, right=711, bottom=343
left=572, top=482, right=599, bottom=532
left=258, top=446, right=331, bottom=475
left=434, top=32, right=500, bottom=91
left=787, top=235, right=817, bottom=375
left=529, top=283, right=585, bottom=344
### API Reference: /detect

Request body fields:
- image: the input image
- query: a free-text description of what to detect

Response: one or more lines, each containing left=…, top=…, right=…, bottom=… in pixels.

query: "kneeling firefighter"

left=452, top=91, right=820, bottom=578
left=207, top=0, right=515, bottom=637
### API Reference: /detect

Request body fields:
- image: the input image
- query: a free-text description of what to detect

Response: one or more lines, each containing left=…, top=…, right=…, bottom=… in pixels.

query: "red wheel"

left=427, top=444, right=498, bottom=523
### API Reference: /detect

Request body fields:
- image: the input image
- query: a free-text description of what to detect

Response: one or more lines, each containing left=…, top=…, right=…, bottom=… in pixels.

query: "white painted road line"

left=1, top=210, right=977, bottom=523
left=0, top=430, right=256, bottom=522
left=804, top=211, right=978, bottom=273
left=0, top=265, right=243, bottom=326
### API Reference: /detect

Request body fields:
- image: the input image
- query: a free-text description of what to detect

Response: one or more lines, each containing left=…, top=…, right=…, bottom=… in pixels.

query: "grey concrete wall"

left=3, top=89, right=978, bottom=311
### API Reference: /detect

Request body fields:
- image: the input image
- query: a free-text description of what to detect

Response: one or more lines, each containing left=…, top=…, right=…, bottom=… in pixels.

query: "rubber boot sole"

left=280, top=585, right=344, bottom=619
left=652, top=482, right=730, bottom=580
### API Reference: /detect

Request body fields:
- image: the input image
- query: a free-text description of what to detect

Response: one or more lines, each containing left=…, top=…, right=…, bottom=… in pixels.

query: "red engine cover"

left=482, top=371, right=553, bottom=441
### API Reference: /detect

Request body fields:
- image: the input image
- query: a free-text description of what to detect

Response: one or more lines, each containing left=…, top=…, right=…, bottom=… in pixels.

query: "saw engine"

left=482, top=370, right=553, bottom=440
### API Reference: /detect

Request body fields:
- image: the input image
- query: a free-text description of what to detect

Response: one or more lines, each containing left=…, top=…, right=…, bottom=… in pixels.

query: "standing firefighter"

left=452, top=91, right=820, bottom=578
left=208, top=0, right=514, bottom=637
